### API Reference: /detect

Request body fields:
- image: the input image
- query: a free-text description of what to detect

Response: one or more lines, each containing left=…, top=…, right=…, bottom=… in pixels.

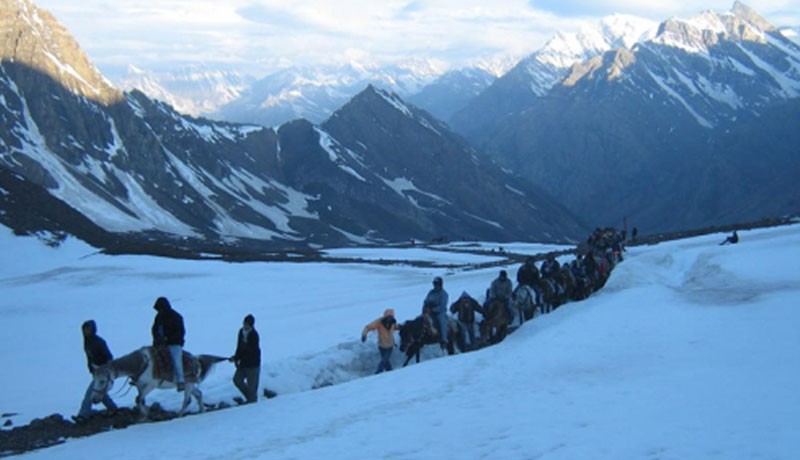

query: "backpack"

left=457, top=298, right=475, bottom=323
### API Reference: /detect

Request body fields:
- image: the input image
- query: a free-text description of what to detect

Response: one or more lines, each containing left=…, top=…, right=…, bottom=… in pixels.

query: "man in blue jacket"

left=423, top=276, right=449, bottom=348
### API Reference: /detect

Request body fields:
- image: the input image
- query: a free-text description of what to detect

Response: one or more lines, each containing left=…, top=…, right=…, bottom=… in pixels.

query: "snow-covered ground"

left=1, top=223, right=799, bottom=459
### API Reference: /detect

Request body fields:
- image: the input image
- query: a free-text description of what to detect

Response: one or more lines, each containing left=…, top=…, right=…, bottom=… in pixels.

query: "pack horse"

left=91, top=346, right=226, bottom=417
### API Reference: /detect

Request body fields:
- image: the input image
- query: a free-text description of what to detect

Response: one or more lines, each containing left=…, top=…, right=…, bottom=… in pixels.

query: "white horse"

left=511, top=284, right=540, bottom=325
left=91, top=346, right=226, bottom=417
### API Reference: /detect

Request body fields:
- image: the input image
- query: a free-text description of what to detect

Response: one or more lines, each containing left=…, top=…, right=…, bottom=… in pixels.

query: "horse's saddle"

left=151, top=346, right=199, bottom=383
left=422, top=314, right=439, bottom=339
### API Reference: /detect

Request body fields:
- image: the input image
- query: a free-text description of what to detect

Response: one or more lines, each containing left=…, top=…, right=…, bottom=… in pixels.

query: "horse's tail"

left=197, top=354, right=227, bottom=381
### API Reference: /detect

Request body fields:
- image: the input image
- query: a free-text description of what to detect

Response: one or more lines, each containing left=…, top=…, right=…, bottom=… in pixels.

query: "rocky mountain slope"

left=457, top=2, right=800, bottom=232
left=450, top=14, right=657, bottom=140
left=0, top=0, right=588, bottom=255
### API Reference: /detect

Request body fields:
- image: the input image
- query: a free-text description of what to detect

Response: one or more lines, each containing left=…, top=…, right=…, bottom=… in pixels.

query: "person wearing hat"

left=151, top=296, right=186, bottom=391
left=450, top=292, right=482, bottom=347
left=230, top=314, right=261, bottom=403
left=488, top=270, right=514, bottom=323
left=74, top=320, right=118, bottom=423
left=361, top=309, right=397, bottom=374
left=516, top=256, right=540, bottom=287
left=423, top=276, right=450, bottom=348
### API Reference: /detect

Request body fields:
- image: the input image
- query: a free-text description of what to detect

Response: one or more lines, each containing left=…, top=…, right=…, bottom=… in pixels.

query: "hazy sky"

left=35, top=0, right=800, bottom=78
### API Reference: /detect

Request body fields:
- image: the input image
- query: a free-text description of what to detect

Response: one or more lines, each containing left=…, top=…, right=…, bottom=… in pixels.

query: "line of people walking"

left=77, top=229, right=626, bottom=418
left=361, top=228, right=627, bottom=372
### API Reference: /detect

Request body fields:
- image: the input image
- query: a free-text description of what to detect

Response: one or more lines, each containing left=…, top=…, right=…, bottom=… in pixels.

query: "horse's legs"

left=498, top=326, right=508, bottom=342
left=178, top=384, right=203, bottom=415
left=193, top=386, right=204, bottom=412
left=136, top=385, right=153, bottom=420
left=178, top=384, right=195, bottom=416
left=446, top=333, right=455, bottom=355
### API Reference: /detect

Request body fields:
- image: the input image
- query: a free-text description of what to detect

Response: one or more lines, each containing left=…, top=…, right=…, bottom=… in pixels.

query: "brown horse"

left=479, top=299, right=511, bottom=345
left=398, top=315, right=462, bottom=366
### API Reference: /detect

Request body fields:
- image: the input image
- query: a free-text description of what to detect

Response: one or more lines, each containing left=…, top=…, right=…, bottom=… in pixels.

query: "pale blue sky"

left=34, top=0, right=800, bottom=78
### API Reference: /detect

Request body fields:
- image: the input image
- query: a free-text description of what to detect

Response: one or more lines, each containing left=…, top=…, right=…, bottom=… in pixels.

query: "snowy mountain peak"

left=0, top=0, right=121, bottom=104
left=652, top=3, right=775, bottom=53
left=371, top=85, right=415, bottom=117
left=535, top=14, right=657, bottom=70
left=731, top=1, right=775, bottom=32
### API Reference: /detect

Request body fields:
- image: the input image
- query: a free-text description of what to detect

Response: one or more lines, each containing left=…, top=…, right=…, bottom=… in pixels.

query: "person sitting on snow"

left=720, top=231, right=739, bottom=245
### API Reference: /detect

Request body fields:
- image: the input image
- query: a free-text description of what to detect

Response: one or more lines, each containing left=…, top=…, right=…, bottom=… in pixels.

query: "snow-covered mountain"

left=782, top=26, right=800, bottom=44
left=115, top=65, right=253, bottom=117
left=0, top=0, right=587, bottom=254
left=407, top=67, right=496, bottom=122
left=211, top=59, right=445, bottom=127
left=450, top=14, right=657, bottom=138
left=118, top=57, right=517, bottom=130
left=474, top=1, right=800, bottom=233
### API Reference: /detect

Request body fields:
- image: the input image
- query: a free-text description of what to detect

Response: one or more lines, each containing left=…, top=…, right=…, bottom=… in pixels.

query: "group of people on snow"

left=76, top=297, right=261, bottom=422
left=360, top=227, right=628, bottom=375
left=78, top=228, right=630, bottom=418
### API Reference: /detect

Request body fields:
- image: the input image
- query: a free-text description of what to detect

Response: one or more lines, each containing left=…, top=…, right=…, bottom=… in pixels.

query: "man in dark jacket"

left=516, top=257, right=540, bottom=286
left=151, top=297, right=186, bottom=391
left=450, top=292, right=482, bottom=347
left=230, top=314, right=261, bottom=403
left=75, top=320, right=117, bottom=422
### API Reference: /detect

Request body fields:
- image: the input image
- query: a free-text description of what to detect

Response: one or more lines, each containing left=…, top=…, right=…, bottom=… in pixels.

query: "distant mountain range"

left=116, top=64, right=253, bottom=118
left=458, top=1, right=800, bottom=232
left=1, top=0, right=798, bottom=254
left=0, top=0, right=586, bottom=255
left=116, top=59, right=505, bottom=129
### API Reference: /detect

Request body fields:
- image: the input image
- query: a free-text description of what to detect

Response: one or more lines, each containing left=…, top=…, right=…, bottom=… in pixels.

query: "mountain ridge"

left=470, top=2, right=800, bottom=232
left=0, top=0, right=588, bottom=254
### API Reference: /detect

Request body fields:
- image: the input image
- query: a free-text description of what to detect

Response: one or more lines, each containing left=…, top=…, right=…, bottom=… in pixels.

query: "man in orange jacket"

left=361, top=309, right=398, bottom=374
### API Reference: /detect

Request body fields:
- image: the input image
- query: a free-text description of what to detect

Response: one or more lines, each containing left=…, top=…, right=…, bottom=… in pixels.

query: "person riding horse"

left=423, top=276, right=449, bottom=349
left=151, top=297, right=186, bottom=391
left=486, top=270, right=513, bottom=323
left=516, top=257, right=540, bottom=286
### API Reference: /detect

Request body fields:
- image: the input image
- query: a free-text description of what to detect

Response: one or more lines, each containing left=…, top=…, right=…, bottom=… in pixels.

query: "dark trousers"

left=233, top=366, right=260, bottom=403
left=376, top=346, right=393, bottom=374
